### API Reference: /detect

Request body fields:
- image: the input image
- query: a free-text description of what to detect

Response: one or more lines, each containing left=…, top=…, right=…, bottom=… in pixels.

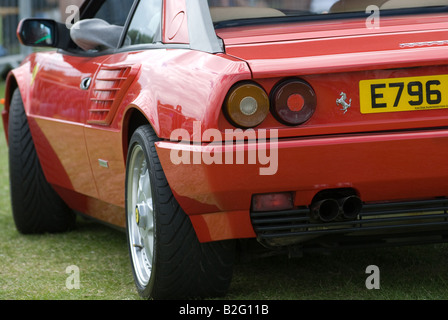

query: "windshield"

left=208, top=0, right=448, bottom=25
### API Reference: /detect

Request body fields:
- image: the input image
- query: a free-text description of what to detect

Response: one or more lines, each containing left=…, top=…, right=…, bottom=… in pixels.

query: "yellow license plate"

left=360, top=75, right=448, bottom=114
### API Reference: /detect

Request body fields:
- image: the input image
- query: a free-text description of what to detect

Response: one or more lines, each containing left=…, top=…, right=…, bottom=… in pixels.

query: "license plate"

left=359, top=75, right=448, bottom=114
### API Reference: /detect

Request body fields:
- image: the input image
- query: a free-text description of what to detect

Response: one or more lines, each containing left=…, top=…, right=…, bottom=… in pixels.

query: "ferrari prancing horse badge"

left=336, top=92, right=352, bottom=114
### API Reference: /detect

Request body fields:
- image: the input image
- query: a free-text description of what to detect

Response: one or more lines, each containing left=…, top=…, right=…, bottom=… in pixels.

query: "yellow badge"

left=31, top=64, right=40, bottom=86
left=135, top=207, right=140, bottom=225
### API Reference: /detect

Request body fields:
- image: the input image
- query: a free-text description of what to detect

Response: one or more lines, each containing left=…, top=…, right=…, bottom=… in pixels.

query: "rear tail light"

left=224, top=82, right=270, bottom=129
left=252, top=192, right=294, bottom=212
left=271, top=79, right=317, bottom=126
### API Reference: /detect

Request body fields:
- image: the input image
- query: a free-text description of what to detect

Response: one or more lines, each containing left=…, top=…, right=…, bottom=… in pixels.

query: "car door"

left=30, top=53, right=108, bottom=199
left=83, top=0, right=163, bottom=207
left=29, top=0, right=135, bottom=199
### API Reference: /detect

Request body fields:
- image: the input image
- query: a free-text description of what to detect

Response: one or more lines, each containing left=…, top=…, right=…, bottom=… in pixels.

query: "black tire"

left=125, top=125, right=235, bottom=299
left=8, top=89, right=76, bottom=234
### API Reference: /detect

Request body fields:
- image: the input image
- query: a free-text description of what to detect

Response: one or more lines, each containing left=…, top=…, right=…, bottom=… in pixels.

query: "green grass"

left=2, top=82, right=448, bottom=300
left=0, top=83, right=138, bottom=300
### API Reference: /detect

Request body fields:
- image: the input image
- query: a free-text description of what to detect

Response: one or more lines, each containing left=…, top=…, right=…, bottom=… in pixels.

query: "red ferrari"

left=3, top=0, right=448, bottom=299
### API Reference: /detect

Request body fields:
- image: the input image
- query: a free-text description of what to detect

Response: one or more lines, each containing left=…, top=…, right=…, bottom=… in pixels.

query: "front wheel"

left=125, top=125, right=235, bottom=299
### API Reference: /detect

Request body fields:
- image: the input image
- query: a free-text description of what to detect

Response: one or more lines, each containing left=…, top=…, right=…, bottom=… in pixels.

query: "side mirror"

left=17, top=19, right=71, bottom=50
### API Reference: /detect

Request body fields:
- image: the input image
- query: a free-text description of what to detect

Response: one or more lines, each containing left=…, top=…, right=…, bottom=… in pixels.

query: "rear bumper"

left=155, top=128, right=448, bottom=243
left=251, top=198, right=448, bottom=249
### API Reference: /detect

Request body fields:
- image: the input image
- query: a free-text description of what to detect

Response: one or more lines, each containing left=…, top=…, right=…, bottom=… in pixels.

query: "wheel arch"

left=2, top=72, right=21, bottom=143
left=122, top=106, right=157, bottom=165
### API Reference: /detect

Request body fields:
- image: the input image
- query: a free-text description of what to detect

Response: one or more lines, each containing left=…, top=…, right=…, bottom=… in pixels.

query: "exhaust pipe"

left=311, top=195, right=363, bottom=223
left=311, top=199, right=340, bottom=222
left=339, top=196, right=363, bottom=220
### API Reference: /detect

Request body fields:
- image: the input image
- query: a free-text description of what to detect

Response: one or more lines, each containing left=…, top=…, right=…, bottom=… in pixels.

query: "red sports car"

left=3, top=0, right=448, bottom=299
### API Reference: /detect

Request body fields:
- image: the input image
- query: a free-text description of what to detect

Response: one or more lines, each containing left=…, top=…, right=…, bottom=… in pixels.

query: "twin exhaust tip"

left=311, top=196, right=363, bottom=223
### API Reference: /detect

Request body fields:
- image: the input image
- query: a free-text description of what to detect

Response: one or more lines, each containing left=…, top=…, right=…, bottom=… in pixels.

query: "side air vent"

left=88, top=65, right=140, bottom=126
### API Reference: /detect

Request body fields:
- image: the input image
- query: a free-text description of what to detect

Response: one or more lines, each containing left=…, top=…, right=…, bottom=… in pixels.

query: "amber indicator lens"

left=224, top=83, right=270, bottom=128
left=271, top=79, right=317, bottom=126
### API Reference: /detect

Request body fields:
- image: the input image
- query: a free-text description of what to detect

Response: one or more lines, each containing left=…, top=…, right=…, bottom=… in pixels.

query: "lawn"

left=0, top=83, right=139, bottom=300
left=2, top=81, right=448, bottom=301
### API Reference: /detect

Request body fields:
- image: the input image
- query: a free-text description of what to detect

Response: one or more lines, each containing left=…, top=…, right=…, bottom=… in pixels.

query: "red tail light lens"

left=224, top=82, right=270, bottom=129
left=271, top=79, right=317, bottom=126
left=252, top=192, right=294, bottom=212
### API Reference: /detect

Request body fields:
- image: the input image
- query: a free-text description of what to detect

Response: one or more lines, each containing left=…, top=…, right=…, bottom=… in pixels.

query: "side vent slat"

left=87, top=65, right=140, bottom=126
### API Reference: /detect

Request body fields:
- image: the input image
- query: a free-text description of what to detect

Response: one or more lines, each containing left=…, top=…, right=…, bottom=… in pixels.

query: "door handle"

left=80, top=77, right=92, bottom=90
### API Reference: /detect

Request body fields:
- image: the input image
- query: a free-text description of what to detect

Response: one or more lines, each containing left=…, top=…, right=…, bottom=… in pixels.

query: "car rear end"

left=159, top=0, right=448, bottom=252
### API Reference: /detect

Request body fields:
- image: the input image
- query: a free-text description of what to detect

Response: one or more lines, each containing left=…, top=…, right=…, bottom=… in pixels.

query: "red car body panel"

left=4, top=1, right=448, bottom=245
left=217, top=13, right=448, bottom=137
left=157, top=128, right=448, bottom=242
left=4, top=46, right=252, bottom=230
